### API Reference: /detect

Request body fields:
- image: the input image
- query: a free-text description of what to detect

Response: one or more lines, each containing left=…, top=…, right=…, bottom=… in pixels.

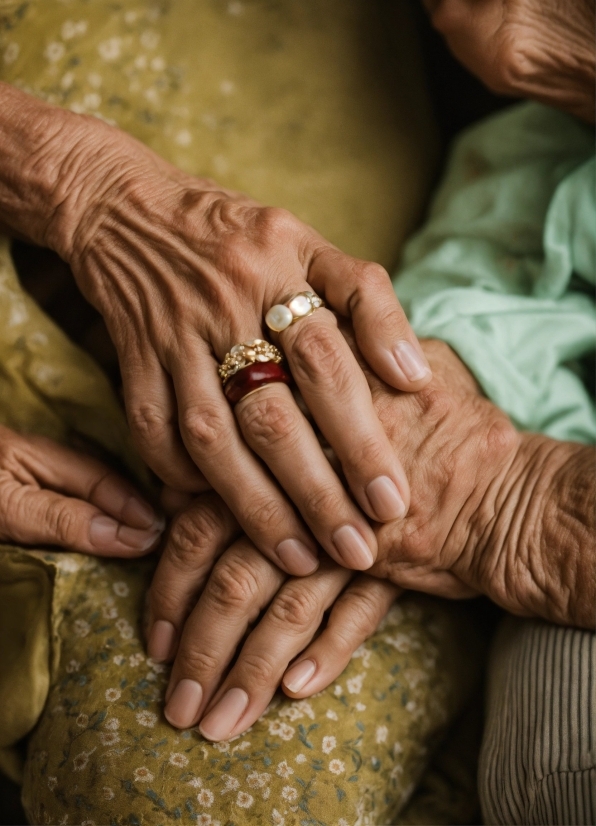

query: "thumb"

left=0, top=479, right=161, bottom=556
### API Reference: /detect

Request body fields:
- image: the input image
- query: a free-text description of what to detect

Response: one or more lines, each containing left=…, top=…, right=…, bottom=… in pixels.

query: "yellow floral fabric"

left=20, top=549, right=484, bottom=826
left=0, top=2, right=486, bottom=823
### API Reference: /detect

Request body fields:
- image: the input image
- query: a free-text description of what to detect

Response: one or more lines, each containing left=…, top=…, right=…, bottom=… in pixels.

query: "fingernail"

left=277, top=539, right=318, bottom=576
left=366, top=476, right=406, bottom=522
left=283, top=659, right=316, bottom=693
left=199, top=688, right=249, bottom=742
left=122, top=497, right=158, bottom=530
left=393, top=341, right=431, bottom=382
left=89, top=515, right=118, bottom=547
left=164, top=679, right=203, bottom=729
left=118, top=524, right=161, bottom=551
left=332, top=525, right=374, bottom=569
left=148, top=620, right=176, bottom=662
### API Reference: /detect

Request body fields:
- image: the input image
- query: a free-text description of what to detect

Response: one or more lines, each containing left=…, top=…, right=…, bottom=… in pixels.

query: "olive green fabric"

left=394, top=103, right=596, bottom=444
left=0, top=0, right=437, bottom=269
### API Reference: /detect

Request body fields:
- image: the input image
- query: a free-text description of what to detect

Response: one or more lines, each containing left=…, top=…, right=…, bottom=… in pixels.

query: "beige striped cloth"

left=479, top=616, right=596, bottom=825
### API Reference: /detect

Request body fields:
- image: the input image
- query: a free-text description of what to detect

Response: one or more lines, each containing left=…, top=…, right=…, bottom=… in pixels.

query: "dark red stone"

left=224, top=361, right=291, bottom=404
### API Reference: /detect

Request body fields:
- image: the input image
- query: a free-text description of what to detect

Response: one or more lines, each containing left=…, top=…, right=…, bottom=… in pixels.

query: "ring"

left=224, top=361, right=291, bottom=405
left=218, top=339, right=283, bottom=383
left=265, top=291, right=324, bottom=333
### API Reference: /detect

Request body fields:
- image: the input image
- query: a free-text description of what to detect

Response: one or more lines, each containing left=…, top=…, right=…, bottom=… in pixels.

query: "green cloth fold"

left=394, top=103, right=596, bottom=444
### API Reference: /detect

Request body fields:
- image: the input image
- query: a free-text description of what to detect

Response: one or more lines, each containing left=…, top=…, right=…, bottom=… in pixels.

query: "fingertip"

left=331, top=525, right=375, bottom=570
left=391, top=341, right=432, bottom=388
left=276, top=539, right=319, bottom=576
left=282, top=658, right=317, bottom=695
left=147, top=619, right=177, bottom=663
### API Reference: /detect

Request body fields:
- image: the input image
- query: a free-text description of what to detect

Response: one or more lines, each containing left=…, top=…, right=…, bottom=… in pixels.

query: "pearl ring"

left=265, top=291, right=324, bottom=333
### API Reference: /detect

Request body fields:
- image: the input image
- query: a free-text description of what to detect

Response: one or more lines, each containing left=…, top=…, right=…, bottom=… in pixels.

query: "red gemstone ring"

left=224, top=361, right=291, bottom=405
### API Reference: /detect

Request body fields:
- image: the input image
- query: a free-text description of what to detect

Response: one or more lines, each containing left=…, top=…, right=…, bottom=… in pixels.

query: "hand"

left=424, top=0, right=595, bottom=122
left=0, top=424, right=163, bottom=555
left=146, top=495, right=398, bottom=736
left=359, top=337, right=594, bottom=628
left=34, top=102, right=433, bottom=577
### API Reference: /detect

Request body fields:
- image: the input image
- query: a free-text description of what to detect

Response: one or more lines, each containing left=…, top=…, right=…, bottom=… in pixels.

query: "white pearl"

left=265, top=304, right=293, bottom=332
left=288, top=294, right=312, bottom=318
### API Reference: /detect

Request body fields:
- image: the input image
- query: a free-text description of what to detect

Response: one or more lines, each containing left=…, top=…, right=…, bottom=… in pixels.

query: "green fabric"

left=394, top=103, right=596, bottom=444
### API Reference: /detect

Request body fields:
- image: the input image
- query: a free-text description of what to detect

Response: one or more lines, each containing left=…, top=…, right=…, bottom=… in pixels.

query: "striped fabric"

left=479, top=616, right=596, bottom=825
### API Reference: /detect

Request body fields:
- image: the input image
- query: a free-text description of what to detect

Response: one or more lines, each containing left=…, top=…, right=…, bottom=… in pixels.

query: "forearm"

left=0, top=82, right=123, bottom=258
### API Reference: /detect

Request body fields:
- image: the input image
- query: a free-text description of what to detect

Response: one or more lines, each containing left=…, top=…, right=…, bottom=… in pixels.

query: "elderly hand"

left=424, top=0, right=595, bottom=123
left=0, top=424, right=163, bottom=555
left=364, top=337, right=594, bottom=629
left=1, top=85, right=434, bottom=579
left=146, top=496, right=398, bottom=736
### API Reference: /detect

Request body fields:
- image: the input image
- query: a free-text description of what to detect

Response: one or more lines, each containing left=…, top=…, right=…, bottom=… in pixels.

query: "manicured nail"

left=164, top=679, right=203, bottom=729
left=283, top=659, right=316, bottom=693
left=199, top=688, right=249, bottom=742
left=366, top=476, right=406, bottom=522
left=90, top=515, right=118, bottom=547
left=148, top=620, right=176, bottom=662
left=277, top=539, right=318, bottom=575
left=122, top=497, right=158, bottom=530
left=393, top=341, right=431, bottom=382
left=332, top=525, right=374, bottom=569
left=118, top=524, right=161, bottom=551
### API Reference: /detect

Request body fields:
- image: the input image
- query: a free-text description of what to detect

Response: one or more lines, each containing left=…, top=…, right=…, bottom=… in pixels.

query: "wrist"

left=471, top=433, right=595, bottom=627
left=0, top=83, right=133, bottom=260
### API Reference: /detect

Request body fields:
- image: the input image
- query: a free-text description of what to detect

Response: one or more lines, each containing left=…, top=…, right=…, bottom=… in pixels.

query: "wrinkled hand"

left=424, top=0, right=595, bottom=122
left=361, top=336, right=593, bottom=628
left=44, top=112, right=432, bottom=577
left=145, top=494, right=397, bottom=737
left=0, top=424, right=163, bottom=555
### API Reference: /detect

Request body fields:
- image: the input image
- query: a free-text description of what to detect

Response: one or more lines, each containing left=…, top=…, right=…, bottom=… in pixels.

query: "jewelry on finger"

left=218, top=338, right=283, bottom=383
left=265, top=291, right=324, bottom=333
left=224, top=361, right=291, bottom=405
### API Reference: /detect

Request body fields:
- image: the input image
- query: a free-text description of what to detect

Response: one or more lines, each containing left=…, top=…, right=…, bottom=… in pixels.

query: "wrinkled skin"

left=423, top=0, right=595, bottom=122
left=149, top=336, right=594, bottom=740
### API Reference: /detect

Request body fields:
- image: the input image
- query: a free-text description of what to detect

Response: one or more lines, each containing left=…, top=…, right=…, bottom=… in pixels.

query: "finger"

left=309, top=247, right=432, bottom=390
left=0, top=477, right=161, bottom=556
left=164, top=539, right=285, bottom=729
left=146, top=493, right=240, bottom=663
left=160, top=486, right=194, bottom=517
left=280, top=310, right=411, bottom=531
left=282, top=576, right=400, bottom=697
left=16, top=432, right=163, bottom=531
left=235, top=382, right=378, bottom=571
left=121, top=349, right=210, bottom=493
left=170, top=344, right=320, bottom=576
left=197, top=559, right=353, bottom=741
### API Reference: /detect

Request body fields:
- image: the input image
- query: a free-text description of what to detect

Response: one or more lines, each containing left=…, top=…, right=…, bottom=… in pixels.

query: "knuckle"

left=177, top=647, right=220, bottom=680
left=128, top=402, right=170, bottom=447
left=485, top=413, right=519, bottom=460
left=268, top=585, right=320, bottom=630
left=338, top=590, right=382, bottom=640
left=207, top=555, right=261, bottom=610
left=415, top=386, right=453, bottom=425
left=241, top=496, right=284, bottom=536
left=355, top=261, right=391, bottom=292
left=234, top=651, right=277, bottom=690
left=255, top=206, right=297, bottom=241
left=240, top=394, right=300, bottom=451
left=495, top=39, right=532, bottom=93
left=181, top=404, right=227, bottom=455
left=302, top=484, right=343, bottom=523
left=343, top=432, right=387, bottom=474
left=290, top=321, right=343, bottom=386
left=167, top=502, right=223, bottom=568
left=47, top=500, right=76, bottom=545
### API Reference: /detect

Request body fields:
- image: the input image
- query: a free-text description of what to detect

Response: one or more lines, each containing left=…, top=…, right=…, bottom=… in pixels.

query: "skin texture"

left=423, top=0, right=596, bottom=123
left=150, top=337, right=595, bottom=740
left=0, top=424, right=163, bottom=556
left=0, top=81, right=434, bottom=578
